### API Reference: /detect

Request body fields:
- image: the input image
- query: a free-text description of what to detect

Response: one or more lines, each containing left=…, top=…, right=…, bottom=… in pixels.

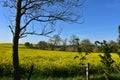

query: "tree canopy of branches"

left=1, top=0, right=84, bottom=80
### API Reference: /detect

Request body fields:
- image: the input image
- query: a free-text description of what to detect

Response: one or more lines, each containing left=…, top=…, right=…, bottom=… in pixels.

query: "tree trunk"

left=12, top=0, right=22, bottom=80
left=13, top=34, right=20, bottom=80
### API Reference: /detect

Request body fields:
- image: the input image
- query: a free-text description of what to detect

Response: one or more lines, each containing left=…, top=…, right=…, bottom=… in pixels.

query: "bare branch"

left=8, top=25, right=14, bottom=35
left=19, top=22, right=55, bottom=38
left=23, top=30, right=54, bottom=38
left=1, top=0, right=16, bottom=8
left=20, top=17, right=35, bottom=31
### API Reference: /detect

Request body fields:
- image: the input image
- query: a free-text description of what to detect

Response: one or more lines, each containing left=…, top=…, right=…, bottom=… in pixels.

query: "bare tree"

left=49, top=34, right=61, bottom=50
left=1, top=0, right=84, bottom=80
left=61, top=38, right=67, bottom=51
left=69, top=35, right=79, bottom=51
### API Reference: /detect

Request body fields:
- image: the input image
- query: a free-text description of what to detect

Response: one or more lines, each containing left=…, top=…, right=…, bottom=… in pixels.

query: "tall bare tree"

left=1, top=0, right=84, bottom=80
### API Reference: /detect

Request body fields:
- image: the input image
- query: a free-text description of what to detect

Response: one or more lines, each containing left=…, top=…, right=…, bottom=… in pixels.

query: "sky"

left=0, top=0, right=120, bottom=44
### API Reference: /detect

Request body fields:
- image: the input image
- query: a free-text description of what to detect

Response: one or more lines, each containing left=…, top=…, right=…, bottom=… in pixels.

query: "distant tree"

left=24, top=42, right=33, bottom=48
left=1, top=0, right=84, bottom=80
left=108, top=40, right=118, bottom=53
left=93, top=45, right=101, bottom=53
left=80, top=39, right=93, bottom=54
left=37, top=41, right=48, bottom=50
left=24, top=42, right=30, bottom=48
left=49, top=35, right=61, bottom=50
left=69, top=35, right=79, bottom=51
left=61, top=38, right=67, bottom=51
left=118, top=25, right=120, bottom=44
left=118, top=25, right=120, bottom=56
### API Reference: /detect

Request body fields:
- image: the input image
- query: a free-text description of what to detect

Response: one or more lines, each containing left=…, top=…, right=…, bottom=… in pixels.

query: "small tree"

left=95, top=40, right=114, bottom=80
left=74, top=38, right=89, bottom=66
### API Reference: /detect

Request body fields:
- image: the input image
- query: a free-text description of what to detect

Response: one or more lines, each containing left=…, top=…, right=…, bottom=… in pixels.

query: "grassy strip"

left=0, top=73, right=120, bottom=80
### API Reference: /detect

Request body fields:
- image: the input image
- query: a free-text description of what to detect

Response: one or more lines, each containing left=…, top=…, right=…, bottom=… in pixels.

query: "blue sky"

left=0, top=0, right=120, bottom=44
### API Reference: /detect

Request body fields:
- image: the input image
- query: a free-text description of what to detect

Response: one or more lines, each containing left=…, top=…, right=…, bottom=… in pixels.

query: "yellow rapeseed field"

left=0, top=43, right=120, bottom=77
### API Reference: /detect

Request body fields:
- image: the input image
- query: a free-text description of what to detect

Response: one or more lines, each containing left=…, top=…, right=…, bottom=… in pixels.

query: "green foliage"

left=95, top=40, right=115, bottom=80
left=1, top=73, right=120, bottom=80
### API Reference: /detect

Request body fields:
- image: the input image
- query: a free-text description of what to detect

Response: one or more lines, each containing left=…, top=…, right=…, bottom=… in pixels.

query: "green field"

left=0, top=43, right=120, bottom=80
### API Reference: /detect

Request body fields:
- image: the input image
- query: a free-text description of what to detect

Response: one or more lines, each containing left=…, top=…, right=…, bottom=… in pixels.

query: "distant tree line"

left=24, top=35, right=119, bottom=53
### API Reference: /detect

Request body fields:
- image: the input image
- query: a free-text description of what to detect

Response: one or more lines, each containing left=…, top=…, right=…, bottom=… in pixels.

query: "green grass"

left=1, top=74, right=120, bottom=80
left=0, top=43, right=120, bottom=80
